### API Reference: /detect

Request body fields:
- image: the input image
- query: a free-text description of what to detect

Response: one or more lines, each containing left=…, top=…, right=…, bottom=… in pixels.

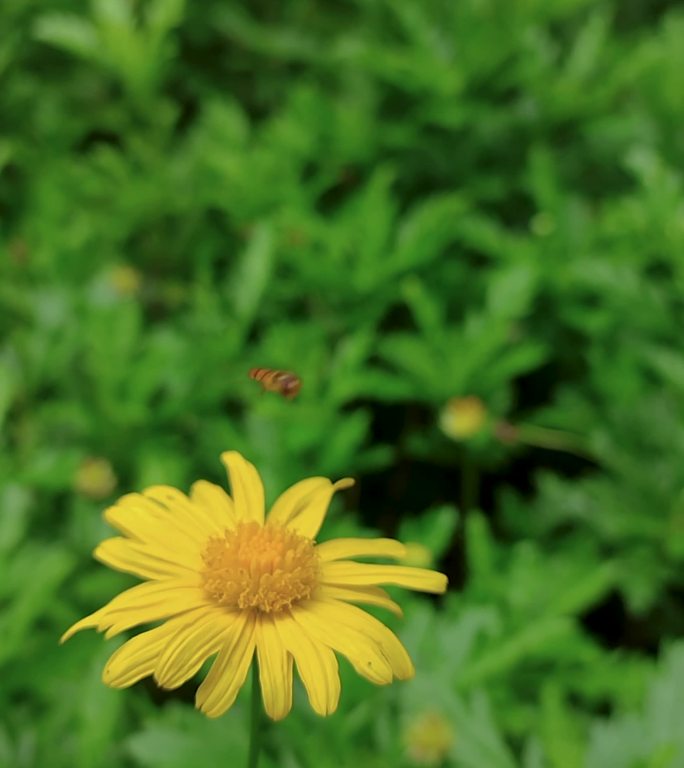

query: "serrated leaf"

left=377, top=333, right=439, bottom=393
left=401, top=275, right=445, bottom=342
left=391, top=193, right=467, bottom=274
left=586, top=643, right=684, bottom=768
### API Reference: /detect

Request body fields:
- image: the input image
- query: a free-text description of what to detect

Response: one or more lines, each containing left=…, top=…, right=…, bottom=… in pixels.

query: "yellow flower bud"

left=439, top=396, right=487, bottom=441
left=107, top=264, right=141, bottom=298
left=74, top=457, right=117, bottom=500
left=404, top=710, right=455, bottom=766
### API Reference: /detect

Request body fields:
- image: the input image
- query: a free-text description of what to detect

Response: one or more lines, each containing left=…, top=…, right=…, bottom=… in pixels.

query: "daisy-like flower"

left=62, top=452, right=448, bottom=720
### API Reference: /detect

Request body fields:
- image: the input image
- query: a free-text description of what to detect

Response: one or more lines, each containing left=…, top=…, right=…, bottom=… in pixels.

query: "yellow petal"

left=220, top=452, right=264, bottom=524
left=314, top=599, right=414, bottom=680
left=196, top=613, right=257, bottom=718
left=60, top=579, right=204, bottom=643
left=104, top=490, right=209, bottom=547
left=256, top=614, right=293, bottom=721
left=102, top=612, right=199, bottom=688
left=104, top=493, right=180, bottom=542
left=275, top=611, right=340, bottom=716
left=317, top=585, right=403, bottom=617
left=267, top=478, right=331, bottom=526
left=142, top=486, right=214, bottom=543
left=291, top=602, right=393, bottom=685
left=270, top=478, right=354, bottom=539
left=190, top=480, right=238, bottom=530
left=94, top=538, right=199, bottom=580
left=154, top=608, right=239, bottom=689
left=316, top=538, right=406, bottom=562
left=321, top=562, right=448, bottom=593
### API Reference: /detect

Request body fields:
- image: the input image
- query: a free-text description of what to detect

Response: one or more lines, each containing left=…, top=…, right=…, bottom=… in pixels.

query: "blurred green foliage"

left=1, top=0, right=684, bottom=766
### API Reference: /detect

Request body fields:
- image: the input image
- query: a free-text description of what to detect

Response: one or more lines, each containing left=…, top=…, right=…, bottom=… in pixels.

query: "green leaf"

left=457, top=618, right=575, bottom=689
left=74, top=652, right=125, bottom=768
left=0, top=484, right=31, bottom=556
left=586, top=643, right=684, bottom=768
left=398, top=504, right=459, bottom=563
left=33, top=14, right=100, bottom=61
left=125, top=704, right=248, bottom=768
left=540, top=683, right=585, bottom=768
left=229, top=222, right=275, bottom=331
left=0, top=546, right=75, bottom=667
left=391, top=193, right=467, bottom=274
left=486, top=264, right=538, bottom=321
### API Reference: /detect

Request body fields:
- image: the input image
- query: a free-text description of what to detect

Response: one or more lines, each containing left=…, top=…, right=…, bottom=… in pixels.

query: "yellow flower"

left=107, top=264, right=142, bottom=298
left=438, top=396, right=488, bottom=441
left=62, top=452, right=448, bottom=720
left=74, top=457, right=118, bottom=500
left=404, top=710, right=455, bottom=766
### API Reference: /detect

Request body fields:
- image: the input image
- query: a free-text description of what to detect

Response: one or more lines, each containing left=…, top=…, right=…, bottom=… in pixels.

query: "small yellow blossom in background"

left=107, top=264, right=142, bottom=298
left=400, top=542, right=433, bottom=569
left=403, top=710, right=455, bottom=766
left=438, top=396, right=488, bottom=441
left=62, top=452, right=448, bottom=720
left=74, top=457, right=118, bottom=500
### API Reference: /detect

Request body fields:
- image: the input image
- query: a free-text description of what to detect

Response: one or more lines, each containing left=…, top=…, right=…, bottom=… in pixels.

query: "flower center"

left=201, top=522, right=319, bottom=613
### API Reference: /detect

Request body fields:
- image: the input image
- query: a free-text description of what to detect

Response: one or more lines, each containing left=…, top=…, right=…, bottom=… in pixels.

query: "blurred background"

left=1, top=0, right=684, bottom=766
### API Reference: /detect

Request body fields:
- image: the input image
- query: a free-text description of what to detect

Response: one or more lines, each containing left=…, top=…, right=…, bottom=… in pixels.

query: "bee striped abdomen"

left=248, top=368, right=302, bottom=399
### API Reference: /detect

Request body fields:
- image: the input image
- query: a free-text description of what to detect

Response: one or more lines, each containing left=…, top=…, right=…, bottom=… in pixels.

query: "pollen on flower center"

left=201, top=521, right=319, bottom=613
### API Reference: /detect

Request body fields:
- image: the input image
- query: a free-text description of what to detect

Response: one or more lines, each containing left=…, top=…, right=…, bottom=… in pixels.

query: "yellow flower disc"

left=201, top=522, right=319, bottom=613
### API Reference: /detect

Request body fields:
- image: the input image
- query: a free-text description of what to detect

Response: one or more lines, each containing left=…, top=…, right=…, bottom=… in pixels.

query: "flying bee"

left=248, top=368, right=302, bottom=399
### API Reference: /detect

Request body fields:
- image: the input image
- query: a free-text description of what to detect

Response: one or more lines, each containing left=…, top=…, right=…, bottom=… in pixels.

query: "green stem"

left=248, top=662, right=262, bottom=768
left=460, top=453, right=479, bottom=513
left=516, top=424, right=594, bottom=460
